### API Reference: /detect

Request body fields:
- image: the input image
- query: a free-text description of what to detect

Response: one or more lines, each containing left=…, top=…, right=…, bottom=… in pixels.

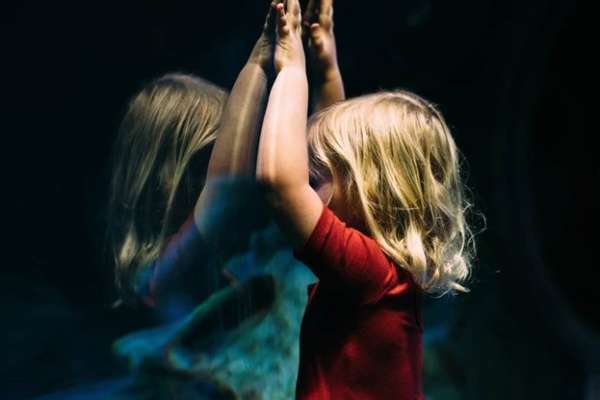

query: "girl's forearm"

left=313, top=67, right=345, bottom=112
left=206, top=62, right=269, bottom=178
left=257, top=66, right=310, bottom=190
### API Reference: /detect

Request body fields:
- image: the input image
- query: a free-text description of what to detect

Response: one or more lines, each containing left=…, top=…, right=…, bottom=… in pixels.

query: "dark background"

left=2, top=0, right=596, bottom=398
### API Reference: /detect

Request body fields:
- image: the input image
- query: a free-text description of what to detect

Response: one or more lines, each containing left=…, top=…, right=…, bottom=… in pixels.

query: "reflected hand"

left=249, top=1, right=279, bottom=71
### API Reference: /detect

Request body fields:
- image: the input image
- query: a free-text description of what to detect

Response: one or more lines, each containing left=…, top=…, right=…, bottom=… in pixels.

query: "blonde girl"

left=108, top=5, right=279, bottom=311
left=257, top=0, right=476, bottom=398
left=108, top=73, right=226, bottom=308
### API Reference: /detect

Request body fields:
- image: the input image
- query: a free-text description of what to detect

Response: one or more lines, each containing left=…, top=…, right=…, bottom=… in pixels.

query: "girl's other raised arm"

left=303, top=0, right=345, bottom=112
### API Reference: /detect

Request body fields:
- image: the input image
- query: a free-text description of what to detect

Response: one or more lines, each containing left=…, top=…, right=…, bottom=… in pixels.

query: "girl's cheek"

left=316, top=181, right=334, bottom=205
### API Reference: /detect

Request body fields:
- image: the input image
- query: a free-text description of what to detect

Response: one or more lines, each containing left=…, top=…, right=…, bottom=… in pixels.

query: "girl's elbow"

left=256, top=169, right=285, bottom=193
left=256, top=164, right=274, bottom=187
left=256, top=159, right=286, bottom=189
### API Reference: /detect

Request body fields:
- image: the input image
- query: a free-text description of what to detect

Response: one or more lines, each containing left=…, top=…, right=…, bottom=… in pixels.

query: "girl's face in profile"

left=168, top=144, right=213, bottom=233
left=315, top=179, right=333, bottom=205
left=315, top=178, right=368, bottom=233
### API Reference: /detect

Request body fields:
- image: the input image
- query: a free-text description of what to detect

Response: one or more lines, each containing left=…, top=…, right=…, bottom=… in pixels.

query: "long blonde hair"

left=108, top=73, right=227, bottom=302
left=308, top=90, right=477, bottom=295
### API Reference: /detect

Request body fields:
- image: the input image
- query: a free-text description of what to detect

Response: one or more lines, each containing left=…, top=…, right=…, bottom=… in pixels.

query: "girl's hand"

left=274, top=0, right=306, bottom=73
left=303, top=0, right=339, bottom=78
left=248, top=2, right=278, bottom=71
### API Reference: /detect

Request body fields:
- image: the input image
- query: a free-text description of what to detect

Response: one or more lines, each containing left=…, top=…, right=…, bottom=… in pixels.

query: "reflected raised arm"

left=194, top=2, right=277, bottom=236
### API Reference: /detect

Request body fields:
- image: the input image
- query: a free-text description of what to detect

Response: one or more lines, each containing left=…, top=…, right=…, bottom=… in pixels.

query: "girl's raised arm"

left=257, top=0, right=323, bottom=248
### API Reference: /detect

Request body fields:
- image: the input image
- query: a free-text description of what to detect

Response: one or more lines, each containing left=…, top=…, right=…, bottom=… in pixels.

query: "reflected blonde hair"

left=308, top=90, right=477, bottom=295
left=108, top=73, right=226, bottom=301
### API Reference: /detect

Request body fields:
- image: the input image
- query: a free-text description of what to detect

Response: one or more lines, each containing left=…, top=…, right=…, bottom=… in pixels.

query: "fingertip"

left=310, top=23, right=321, bottom=39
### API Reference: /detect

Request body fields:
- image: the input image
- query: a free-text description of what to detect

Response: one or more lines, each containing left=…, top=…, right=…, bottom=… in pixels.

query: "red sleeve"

left=294, top=206, right=401, bottom=304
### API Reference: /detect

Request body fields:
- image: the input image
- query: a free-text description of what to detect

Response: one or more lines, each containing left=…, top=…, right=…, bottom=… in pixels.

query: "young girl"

left=258, top=1, right=475, bottom=398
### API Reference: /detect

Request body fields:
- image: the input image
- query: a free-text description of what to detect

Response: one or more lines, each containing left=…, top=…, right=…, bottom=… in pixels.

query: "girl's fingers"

left=302, top=0, right=333, bottom=30
left=320, top=0, right=333, bottom=15
left=285, top=0, right=295, bottom=16
left=293, top=0, right=304, bottom=32
left=286, top=0, right=301, bottom=21
left=295, top=0, right=303, bottom=17
left=310, top=23, right=324, bottom=50
left=276, top=2, right=289, bottom=36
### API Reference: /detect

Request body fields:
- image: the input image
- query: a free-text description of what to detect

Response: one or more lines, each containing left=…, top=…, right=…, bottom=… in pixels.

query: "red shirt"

left=294, top=206, right=425, bottom=400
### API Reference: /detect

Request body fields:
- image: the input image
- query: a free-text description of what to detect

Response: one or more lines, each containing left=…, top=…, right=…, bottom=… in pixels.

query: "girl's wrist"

left=276, top=62, right=307, bottom=75
left=322, top=66, right=342, bottom=83
left=246, top=59, right=272, bottom=77
left=312, top=65, right=342, bottom=85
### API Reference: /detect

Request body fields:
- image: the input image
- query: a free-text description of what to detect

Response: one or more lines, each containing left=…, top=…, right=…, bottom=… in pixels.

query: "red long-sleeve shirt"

left=294, top=206, right=425, bottom=400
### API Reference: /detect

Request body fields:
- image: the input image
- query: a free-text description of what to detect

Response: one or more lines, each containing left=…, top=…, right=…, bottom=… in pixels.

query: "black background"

left=2, top=0, right=596, bottom=398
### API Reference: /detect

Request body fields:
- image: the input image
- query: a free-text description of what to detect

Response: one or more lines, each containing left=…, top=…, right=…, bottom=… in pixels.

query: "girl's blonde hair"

left=108, top=73, right=227, bottom=302
left=308, top=90, right=476, bottom=295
